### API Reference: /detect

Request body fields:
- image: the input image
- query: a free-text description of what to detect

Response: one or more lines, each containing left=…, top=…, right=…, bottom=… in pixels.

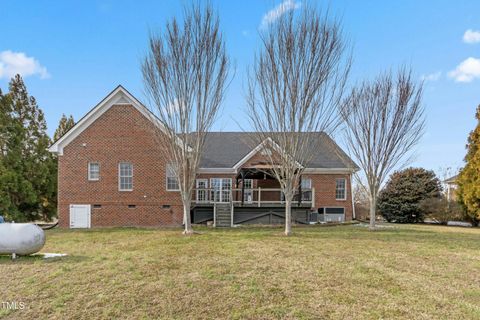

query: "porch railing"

left=192, top=187, right=315, bottom=207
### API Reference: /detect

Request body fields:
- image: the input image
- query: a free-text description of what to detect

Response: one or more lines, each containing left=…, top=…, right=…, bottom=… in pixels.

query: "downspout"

left=350, top=172, right=356, bottom=220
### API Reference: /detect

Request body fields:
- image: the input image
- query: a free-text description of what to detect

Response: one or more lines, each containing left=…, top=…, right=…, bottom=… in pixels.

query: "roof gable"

left=49, top=86, right=160, bottom=155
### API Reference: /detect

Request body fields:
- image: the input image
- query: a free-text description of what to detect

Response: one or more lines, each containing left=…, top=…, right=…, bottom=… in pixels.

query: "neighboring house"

left=49, top=86, right=359, bottom=228
left=444, top=175, right=458, bottom=202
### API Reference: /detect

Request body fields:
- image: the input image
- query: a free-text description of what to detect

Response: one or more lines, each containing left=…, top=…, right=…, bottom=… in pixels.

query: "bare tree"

left=142, top=4, right=230, bottom=235
left=246, top=7, right=350, bottom=236
left=341, top=68, right=425, bottom=230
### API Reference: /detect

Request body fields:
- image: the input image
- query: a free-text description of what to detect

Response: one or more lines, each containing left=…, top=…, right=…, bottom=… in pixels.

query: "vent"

left=128, top=205, right=136, bottom=208
left=93, top=204, right=102, bottom=209
left=162, top=205, right=171, bottom=209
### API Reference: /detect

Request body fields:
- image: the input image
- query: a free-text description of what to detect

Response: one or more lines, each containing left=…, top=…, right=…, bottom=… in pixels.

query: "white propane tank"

left=0, top=223, right=46, bottom=255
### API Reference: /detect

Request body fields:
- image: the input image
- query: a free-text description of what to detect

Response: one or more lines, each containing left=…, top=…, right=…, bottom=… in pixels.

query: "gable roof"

left=444, top=175, right=458, bottom=184
left=198, top=132, right=358, bottom=171
left=49, top=86, right=358, bottom=173
left=49, top=85, right=162, bottom=155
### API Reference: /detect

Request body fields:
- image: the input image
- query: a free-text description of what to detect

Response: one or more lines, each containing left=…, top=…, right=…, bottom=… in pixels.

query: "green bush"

left=378, top=167, right=442, bottom=223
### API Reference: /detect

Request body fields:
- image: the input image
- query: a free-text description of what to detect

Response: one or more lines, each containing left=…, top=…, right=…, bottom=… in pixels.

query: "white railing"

left=192, top=187, right=315, bottom=207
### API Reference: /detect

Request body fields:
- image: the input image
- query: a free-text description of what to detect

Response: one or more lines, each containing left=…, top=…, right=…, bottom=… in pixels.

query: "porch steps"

left=215, top=204, right=232, bottom=227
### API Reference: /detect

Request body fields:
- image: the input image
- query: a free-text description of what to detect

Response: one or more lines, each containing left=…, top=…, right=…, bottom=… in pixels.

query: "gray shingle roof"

left=199, top=132, right=358, bottom=169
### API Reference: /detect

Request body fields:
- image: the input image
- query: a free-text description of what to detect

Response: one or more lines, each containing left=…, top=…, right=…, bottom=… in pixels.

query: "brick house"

left=49, top=86, right=359, bottom=228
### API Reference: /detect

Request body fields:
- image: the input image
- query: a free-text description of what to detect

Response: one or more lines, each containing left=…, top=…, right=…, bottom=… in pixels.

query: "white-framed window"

left=196, top=179, right=209, bottom=202
left=88, top=162, right=100, bottom=181
left=301, top=178, right=312, bottom=201
left=119, top=162, right=133, bottom=191
left=243, top=179, right=253, bottom=203
left=166, top=164, right=180, bottom=191
left=210, top=178, right=232, bottom=202
left=335, top=178, right=346, bottom=200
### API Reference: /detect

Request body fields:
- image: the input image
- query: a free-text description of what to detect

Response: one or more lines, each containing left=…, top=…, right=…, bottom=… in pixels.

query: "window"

left=301, top=178, right=312, bottom=201
left=210, top=178, right=232, bottom=202
left=119, top=162, right=133, bottom=191
left=166, top=165, right=180, bottom=191
left=335, top=178, right=346, bottom=200
left=243, top=179, right=253, bottom=203
left=196, top=179, right=209, bottom=202
left=88, top=162, right=100, bottom=181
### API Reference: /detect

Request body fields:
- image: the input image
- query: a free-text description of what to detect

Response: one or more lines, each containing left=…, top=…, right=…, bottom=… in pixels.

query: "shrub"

left=378, top=167, right=442, bottom=223
left=419, top=197, right=464, bottom=224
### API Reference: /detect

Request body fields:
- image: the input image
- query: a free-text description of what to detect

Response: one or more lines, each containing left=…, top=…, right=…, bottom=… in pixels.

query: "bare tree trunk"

left=369, top=195, right=376, bottom=230
left=182, top=200, right=193, bottom=235
left=142, top=4, right=230, bottom=235
left=285, top=197, right=292, bottom=236
left=341, top=68, right=425, bottom=232
left=245, top=6, right=351, bottom=237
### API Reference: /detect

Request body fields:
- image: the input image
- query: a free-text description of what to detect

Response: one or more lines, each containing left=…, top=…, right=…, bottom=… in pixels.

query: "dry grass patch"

left=1, top=224, right=479, bottom=319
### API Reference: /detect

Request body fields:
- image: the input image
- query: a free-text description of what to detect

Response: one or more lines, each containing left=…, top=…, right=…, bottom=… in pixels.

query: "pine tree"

left=54, top=114, right=75, bottom=141
left=457, top=105, right=480, bottom=226
left=0, top=75, right=57, bottom=221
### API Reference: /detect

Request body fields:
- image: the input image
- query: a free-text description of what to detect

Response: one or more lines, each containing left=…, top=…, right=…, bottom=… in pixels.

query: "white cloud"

left=0, top=50, right=50, bottom=80
left=421, top=71, right=441, bottom=82
left=241, top=30, right=250, bottom=37
left=448, top=57, right=480, bottom=82
left=260, top=0, right=301, bottom=29
left=463, top=29, right=480, bottom=44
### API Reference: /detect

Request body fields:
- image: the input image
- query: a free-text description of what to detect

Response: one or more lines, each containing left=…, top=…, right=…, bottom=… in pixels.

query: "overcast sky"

left=1, top=0, right=479, bottom=176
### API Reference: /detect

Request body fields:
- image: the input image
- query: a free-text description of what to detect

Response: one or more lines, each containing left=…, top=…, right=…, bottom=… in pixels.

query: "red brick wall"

left=57, top=105, right=354, bottom=227
left=57, top=104, right=183, bottom=228
left=305, top=173, right=353, bottom=220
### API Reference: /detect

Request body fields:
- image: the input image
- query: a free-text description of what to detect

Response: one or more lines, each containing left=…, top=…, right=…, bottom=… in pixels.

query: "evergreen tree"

left=0, top=75, right=57, bottom=221
left=457, top=105, right=480, bottom=226
left=378, top=167, right=442, bottom=223
left=54, top=114, right=75, bottom=141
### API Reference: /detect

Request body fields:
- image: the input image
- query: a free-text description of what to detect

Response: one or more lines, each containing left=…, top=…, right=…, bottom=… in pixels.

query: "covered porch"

left=191, top=167, right=316, bottom=226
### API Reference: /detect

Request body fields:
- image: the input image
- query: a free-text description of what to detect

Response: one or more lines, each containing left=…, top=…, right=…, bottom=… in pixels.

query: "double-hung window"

left=166, top=165, right=180, bottom=191
left=335, top=178, right=346, bottom=200
left=301, top=178, right=312, bottom=201
left=243, top=179, right=253, bottom=203
left=119, top=162, right=133, bottom=191
left=88, top=162, right=100, bottom=181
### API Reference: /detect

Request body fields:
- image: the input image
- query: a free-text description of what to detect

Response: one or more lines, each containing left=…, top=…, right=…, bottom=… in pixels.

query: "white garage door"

left=70, top=204, right=91, bottom=228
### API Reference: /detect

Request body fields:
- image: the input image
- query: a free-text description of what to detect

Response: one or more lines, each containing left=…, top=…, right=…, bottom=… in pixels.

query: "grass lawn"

left=1, top=224, right=480, bottom=319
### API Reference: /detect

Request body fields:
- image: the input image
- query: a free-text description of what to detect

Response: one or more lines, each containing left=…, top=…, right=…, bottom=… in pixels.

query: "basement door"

left=69, top=204, right=91, bottom=228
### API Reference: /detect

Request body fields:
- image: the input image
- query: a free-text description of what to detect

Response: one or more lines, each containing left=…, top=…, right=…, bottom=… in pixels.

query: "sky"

left=1, top=0, right=479, bottom=177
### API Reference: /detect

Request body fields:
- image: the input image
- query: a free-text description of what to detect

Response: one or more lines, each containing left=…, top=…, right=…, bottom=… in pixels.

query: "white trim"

left=196, top=179, right=209, bottom=203
left=197, top=168, right=237, bottom=174
left=350, top=174, right=356, bottom=219
left=335, top=178, right=347, bottom=201
left=197, top=167, right=355, bottom=175
left=88, top=162, right=100, bottom=181
left=166, top=164, right=180, bottom=191
left=118, top=162, right=133, bottom=191
left=232, top=137, right=303, bottom=170
left=48, top=86, right=184, bottom=155
left=303, top=168, right=357, bottom=174
left=210, top=178, right=232, bottom=203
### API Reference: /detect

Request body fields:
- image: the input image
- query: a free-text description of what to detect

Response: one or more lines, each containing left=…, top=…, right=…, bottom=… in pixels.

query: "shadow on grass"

left=0, top=254, right=89, bottom=265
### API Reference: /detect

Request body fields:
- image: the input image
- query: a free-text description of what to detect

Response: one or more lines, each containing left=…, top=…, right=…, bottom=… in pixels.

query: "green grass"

left=1, top=224, right=480, bottom=319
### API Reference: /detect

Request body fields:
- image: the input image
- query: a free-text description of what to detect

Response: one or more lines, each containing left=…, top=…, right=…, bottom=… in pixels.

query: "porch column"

left=298, top=175, right=302, bottom=206
left=241, top=170, right=245, bottom=205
